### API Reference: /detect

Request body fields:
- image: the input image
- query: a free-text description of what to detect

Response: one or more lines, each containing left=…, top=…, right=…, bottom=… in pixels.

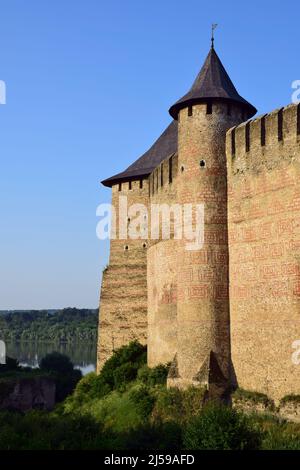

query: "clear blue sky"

left=1, top=0, right=299, bottom=310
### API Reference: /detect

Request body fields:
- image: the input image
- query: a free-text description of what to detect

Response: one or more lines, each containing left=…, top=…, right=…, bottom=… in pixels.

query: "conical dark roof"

left=102, top=121, right=177, bottom=187
left=169, top=47, right=257, bottom=119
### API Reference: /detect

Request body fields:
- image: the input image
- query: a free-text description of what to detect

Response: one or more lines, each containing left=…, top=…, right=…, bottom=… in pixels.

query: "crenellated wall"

left=226, top=103, right=300, bottom=401
left=98, top=95, right=300, bottom=402
left=97, top=179, right=149, bottom=371
left=147, top=153, right=179, bottom=367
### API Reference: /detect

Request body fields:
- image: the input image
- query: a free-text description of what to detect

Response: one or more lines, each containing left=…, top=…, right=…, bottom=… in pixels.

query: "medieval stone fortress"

left=97, top=38, right=300, bottom=403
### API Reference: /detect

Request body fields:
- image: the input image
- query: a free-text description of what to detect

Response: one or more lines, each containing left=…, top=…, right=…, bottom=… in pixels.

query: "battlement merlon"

left=226, top=103, right=300, bottom=177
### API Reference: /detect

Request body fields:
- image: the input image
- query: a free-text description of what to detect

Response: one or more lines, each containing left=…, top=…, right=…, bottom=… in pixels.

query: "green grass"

left=280, top=394, right=300, bottom=406
left=232, top=388, right=275, bottom=410
left=249, top=413, right=300, bottom=450
left=68, top=389, right=145, bottom=433
left=2, top=341, right=300, bottom=450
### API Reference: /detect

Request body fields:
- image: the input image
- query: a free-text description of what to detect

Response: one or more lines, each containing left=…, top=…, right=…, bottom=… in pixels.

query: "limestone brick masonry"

left=97, top=43, right=300, bottom=401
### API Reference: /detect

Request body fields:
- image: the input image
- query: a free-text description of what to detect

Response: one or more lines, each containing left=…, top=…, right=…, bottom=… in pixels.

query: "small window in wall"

left=169, top=156, right=173, bottom=184
left=156, top=169, right=159, bottom=191
left=129, top=181, right=132, bottom=190
left=142, top=242, right=147, bottom=249
left=161, top=163, right=163, bottom=187
left=245, top=122, right=250, bottom=152
left=261, top=116, right=266, bottom=146
left=199, top=160, right=206, bottom=168
left=124, top=245, right=129, bottom=251
left=231, top=129, right=236, bottom=156
left=152, top=174, right=155, bottom=195
left=188, top=106, right=193, bottom=116
left=118, top=183, right=122, bottom=191
left=206, top=101, right=212, bottom=114
left=278, top=108, right=283, bottom=142
left=139, top=179, right=143, bottom=189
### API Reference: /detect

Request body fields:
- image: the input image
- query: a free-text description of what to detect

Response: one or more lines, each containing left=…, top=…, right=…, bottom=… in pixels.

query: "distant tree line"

left=0, top=308, right=98, bottom=343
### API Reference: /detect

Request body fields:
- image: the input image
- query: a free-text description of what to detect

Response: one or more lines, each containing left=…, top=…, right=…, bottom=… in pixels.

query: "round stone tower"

left=167, top=44, right=256, bottom=396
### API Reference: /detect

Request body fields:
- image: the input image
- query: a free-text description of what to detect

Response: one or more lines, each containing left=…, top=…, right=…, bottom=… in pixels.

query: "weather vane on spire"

left=211, top=23, right=218, bottom=48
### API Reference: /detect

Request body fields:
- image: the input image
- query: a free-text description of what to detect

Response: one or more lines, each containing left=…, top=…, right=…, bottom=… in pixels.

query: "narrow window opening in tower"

left=227, top=103, right=231, bottom=116
left=156, top=169, right=159, bottom=191
left=245, top=122, right=250, bottom=152
left=139, top=179, right=143, bottom=189
left=129, top=181, right=132, bottom=190
left=124, top=245, right=129, bottom=251
left=161, top=163, right=163, bottom=187
left=278, top=108, right=283, bottom=142
left=169, top=156, right=173, bottom=184
left=199, top=160, right=206, bottom=168
left=188, top=106, right=193, bottom=116
left=297, top=104, right=300, bottom=135
left=152, top=174, right=155, bottom=195
left=261, top=116, right=266, bottom=146
left=206, top=101, right=212, bottom=114
left=118, top=183, right=122, bottom=191
left=142, top=242, right=147, bottom=249
left=231, top=129, right=236, bottom=156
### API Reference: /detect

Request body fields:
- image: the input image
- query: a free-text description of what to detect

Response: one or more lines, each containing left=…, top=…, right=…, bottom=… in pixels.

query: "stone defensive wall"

left=226, top=103, right=300, bottom=401
left=147, top=153, right=179, bottom=367
left=97, top=179, right=149, bottom=371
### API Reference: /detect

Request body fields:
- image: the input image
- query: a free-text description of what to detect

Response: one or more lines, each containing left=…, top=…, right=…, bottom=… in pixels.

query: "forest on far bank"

left=0, top=308, right=98, bottom=343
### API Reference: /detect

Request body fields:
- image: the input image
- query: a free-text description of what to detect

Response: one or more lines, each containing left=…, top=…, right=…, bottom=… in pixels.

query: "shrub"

left=91, top=376, right=112, bottom=399
left=181, top=386, right=206, bottom=417
left=99, top=341, right=146, bottom=390
left=123, top=421, right=182, bottom=450
left=183, top=403, right=261, bottom=450
left=80, top=341, right=147, bottom=399
left=152, top=386, right=206, bottom=423
left=128, top=384, right=156, bottom=420
left=113, top=363, right=137, bottom=391
left=0, top=357, right=19, bottom=373
left=137, top=365, right=149, bottom=383
left=250, top=413, right=300, bottom=450
left=0, top=410, right=118, bottom=450
left=138, top=364, right=169, bottom=387
left=81, top=390, right=145, bottom=433
left=152, top=387, right=183, bottom=422
left=40, top=352, right=74, bottom=375
left=40, top=352, right=81, bottom=402
left=233, top=388, right=275, bottom=410
left=54, top=369, right=82, bottom=402
left=67, top=372, right=99, bottom=406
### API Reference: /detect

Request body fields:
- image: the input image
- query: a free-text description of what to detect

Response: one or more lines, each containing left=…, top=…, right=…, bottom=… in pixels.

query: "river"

left=5, top=341, right=97, bottom=375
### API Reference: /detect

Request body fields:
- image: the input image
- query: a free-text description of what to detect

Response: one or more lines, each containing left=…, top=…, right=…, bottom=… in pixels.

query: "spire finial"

left=211, top=23, right=218, bottom=48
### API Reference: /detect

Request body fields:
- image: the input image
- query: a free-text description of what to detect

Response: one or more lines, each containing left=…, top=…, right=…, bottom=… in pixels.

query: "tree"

left=40, top=352, right=74, bottom=374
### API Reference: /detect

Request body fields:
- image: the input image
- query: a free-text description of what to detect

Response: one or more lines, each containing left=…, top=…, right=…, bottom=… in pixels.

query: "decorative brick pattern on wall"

left=227, top=103, right=300, bottom=401
left=97, top=101, right=300, bottom=402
